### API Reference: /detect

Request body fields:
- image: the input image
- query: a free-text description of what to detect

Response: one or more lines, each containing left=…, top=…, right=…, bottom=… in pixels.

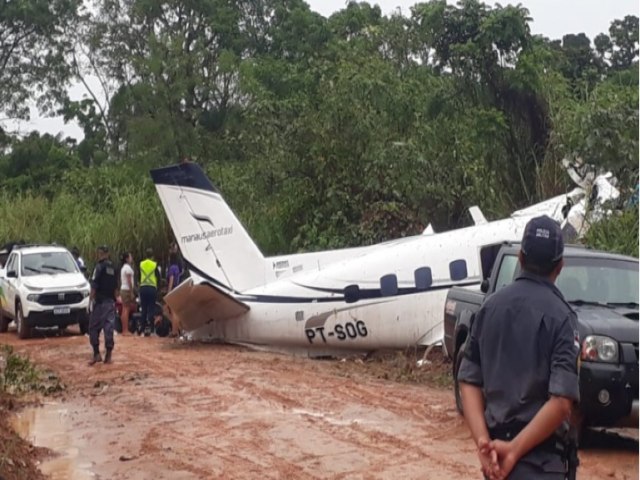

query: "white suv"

left=0, top=245, right=91, bottom=339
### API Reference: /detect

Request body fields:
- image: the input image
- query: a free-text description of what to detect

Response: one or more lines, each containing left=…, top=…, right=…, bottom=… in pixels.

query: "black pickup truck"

left=444, top=242, right=639, bottom=431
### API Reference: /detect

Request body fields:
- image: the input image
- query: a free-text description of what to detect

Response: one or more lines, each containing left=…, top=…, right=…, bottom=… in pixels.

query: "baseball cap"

left=521, top=215, right=564, bottom=265
left=97, top=245, right=109, bottom=253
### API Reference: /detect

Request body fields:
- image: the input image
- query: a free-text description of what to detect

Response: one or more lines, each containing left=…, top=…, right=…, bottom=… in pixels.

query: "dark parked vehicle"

left=444, top=242, right=638, bottom=431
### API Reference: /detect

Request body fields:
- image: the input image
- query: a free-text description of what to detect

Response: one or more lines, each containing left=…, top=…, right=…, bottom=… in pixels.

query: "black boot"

left=88, top=352, right=102, bottom=366
left=104, top=349, right=112, bottom=364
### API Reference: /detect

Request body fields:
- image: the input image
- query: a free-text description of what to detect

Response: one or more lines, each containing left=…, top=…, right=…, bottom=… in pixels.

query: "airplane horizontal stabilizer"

left=164, top=278, right=249, bottom=332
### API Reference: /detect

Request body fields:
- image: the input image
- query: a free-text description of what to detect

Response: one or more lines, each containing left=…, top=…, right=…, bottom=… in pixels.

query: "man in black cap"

left=458, top=215, right=580, bottom=479
left=88, top=245, right=118, bottom=365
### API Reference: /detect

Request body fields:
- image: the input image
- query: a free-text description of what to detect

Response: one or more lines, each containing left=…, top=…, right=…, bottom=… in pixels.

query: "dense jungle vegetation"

left=0, top=0, right=638, bottom=265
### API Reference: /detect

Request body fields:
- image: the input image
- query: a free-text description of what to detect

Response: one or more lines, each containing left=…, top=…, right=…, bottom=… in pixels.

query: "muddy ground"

left=0, top=327, right=638, bottom=480
left=0, top=391, right=48, bottom=480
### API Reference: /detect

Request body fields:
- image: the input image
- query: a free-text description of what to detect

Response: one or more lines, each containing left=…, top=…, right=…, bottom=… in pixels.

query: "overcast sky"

left=6, top=0, right=638, bottom=141
left=309, top=0, right=638, bottom=40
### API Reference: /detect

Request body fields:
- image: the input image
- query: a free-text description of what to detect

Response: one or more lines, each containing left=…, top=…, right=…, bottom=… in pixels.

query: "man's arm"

left=494, top=395, right=572, bottom=461
left=90, top=264, right=102, bottom=301
left=458, top=309, right=487, bottom=445
left=460, top=383, right=492, bottom=445
left=457, top=308, right=500, bottom=478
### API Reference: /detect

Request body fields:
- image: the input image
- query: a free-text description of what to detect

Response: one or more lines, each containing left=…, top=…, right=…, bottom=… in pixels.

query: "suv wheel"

left=0, top=309, right=9, bottom=333
left=454, top=347, right=464, bottom=415
left=16, top=303, right=30, bottom=339
left=79, top=312, right=89, bottom=335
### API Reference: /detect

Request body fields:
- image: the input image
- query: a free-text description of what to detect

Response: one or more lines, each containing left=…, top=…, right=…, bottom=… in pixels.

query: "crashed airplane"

left=150, top=161, right=618, bottom=356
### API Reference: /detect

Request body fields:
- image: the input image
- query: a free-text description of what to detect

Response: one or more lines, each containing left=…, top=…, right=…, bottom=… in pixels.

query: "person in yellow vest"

left=139, top=248, right=161, bottom=336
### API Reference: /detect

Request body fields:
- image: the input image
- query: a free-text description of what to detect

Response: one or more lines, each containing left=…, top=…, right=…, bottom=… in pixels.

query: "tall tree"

left=0, top=0, right=80, bottom=119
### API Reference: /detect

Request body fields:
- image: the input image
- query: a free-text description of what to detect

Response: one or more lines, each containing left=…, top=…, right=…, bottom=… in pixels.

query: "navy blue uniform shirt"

left=458, top=270, right=580, bottom=429
left=91, top=259, right=117, bottom=302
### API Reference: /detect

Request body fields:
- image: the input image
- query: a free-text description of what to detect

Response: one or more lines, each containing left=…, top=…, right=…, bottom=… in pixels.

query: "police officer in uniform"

left=88, top=245, right=118, bottom=365
left=458, top=215, right=580, bottom=480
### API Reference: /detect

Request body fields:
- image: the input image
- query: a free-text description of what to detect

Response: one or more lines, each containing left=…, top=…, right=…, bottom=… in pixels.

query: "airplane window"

left=414, top=267, right=433, bottom=290
left=380, top=274, right=398, bottom=296
left=450, top=259, right=468, bottom=281
left=344, top=284, right=360, bottom=303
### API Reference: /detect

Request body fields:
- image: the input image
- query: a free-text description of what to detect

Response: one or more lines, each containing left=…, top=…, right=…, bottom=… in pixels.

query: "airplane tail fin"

left=151, top=163, right=266, bottom=292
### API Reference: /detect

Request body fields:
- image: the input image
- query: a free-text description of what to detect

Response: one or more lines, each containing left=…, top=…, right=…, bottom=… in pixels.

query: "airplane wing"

left=163, top=278, right=250, bottom=332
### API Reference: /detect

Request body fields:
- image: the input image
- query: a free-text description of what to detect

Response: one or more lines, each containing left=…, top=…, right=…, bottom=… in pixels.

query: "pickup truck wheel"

left=79, top=313, right=89, bottom=335
left=0, top=310, right=9, bottom=333
left=454, top=348, right=464, bottom=415
left=16, top=303, right=31, bottom=340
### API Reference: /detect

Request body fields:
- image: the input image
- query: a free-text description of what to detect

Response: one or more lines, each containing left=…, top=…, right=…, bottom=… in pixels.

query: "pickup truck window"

left=21, top=252, right=79, bottom=277
left=495, top=254, right=519, bottom=292
left=557, top=257, right=639, bottom=305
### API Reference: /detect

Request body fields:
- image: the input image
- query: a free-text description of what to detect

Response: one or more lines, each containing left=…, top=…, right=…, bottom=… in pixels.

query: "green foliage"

left=0, top=1, right=637, bottom=259
left=0, top=164, right=171, bottom=271
left=0, top=133, right=80, bottom=195
left=0, top=345, right=63, bottom=395
left=584, top=208, right=639, bottom=258
left=551, top=75, right=639, bottom=189
left=0, top=0, right=80, bottom=118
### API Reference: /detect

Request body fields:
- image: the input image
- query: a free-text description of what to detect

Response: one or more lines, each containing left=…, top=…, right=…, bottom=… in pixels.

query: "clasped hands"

left=477, top=437, right=520, bottom=480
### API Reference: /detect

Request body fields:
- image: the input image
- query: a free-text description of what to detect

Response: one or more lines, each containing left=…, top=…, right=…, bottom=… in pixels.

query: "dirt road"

left=1, top=329, right=637, bottom=480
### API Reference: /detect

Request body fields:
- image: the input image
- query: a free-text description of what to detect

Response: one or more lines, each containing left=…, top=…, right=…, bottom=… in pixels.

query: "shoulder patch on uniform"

left=573, top=329, right=580, bottom=350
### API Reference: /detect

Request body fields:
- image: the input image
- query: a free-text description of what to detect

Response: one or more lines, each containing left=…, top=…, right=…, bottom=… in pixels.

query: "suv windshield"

left=556, top=257, right=638, bottom=306
left=21, top=251, right=79, bottom=276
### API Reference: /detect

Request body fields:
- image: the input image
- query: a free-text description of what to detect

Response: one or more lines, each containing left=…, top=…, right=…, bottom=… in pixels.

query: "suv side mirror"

left=6, top=270, right=17, bottom=278
left=480, top=279, right=489, bottom=294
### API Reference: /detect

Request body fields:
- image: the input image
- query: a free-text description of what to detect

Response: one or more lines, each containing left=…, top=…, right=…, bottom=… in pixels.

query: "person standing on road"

left=72, top=246, right=86, bottom=273
left=119, top=252, right=136, bottom=336
left=169, top=241, right=187, bottom=280
left=458, top=215, right=580, bottom=480
left=166, top=253, right=181, bottom=293
left=164, top=252, right=182, bottom=337
left=139, top=248, right=160, bottom=336
left=88, top=245, right=118, bottom=365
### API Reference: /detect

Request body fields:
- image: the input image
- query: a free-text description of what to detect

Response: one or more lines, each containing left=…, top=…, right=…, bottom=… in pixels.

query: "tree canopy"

left=0, top=0, right=637, bottom=262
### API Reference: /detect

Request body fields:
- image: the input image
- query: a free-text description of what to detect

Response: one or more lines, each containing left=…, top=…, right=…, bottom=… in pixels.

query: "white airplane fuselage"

left=151, top=162, right=616, bottom=355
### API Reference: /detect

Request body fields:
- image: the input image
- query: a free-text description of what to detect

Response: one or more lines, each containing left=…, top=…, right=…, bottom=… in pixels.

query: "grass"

left=330, top=347, right=454, bottom=389
left=0, top=345, right=64, bottom=396
left=0, top=187, right=173, bottom=272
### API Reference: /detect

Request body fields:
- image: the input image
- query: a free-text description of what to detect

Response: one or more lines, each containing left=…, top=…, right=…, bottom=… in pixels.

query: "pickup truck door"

left=2, top=253, right=18, bottom=316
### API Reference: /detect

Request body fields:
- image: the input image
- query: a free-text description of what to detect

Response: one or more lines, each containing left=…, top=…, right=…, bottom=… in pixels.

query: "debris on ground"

left=332, top=346, right=453, bottom=387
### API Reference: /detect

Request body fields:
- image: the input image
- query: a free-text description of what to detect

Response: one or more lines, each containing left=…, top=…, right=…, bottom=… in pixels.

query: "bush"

left=583, top=208, right=639, bottom=257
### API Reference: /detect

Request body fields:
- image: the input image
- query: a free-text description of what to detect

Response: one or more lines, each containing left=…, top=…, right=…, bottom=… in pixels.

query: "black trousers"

left=139, top=286, right=157, bottom=333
